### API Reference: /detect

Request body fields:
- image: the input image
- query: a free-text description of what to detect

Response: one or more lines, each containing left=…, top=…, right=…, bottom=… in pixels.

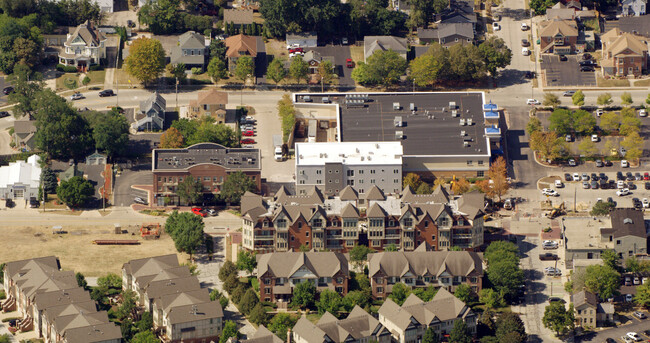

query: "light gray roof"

left=34, top=288, right=92, bottom=314
left=122, top=254, right=179, bottom=279
left=144, top=276, right=202, bottom=300
left=286, top=32, right=317, bottom=40
left=364, top=36, right=408, bottom=60
left=66, top=20, right=106, bottom=47
left=61, top=322, right=121, bottom=343
left=13, top=120, right=37, bottom=134
left=418, top=23, right=474, bottom=40
left=339, top=186, right=358, bottom=200
left=170, top=31, right=206, bottom=65
left=54, top=311, right=110, bottom=336
left=140, top=91, right=167, bottom=114
left=224, top=9, right=254, bottom=25
left=571, top=290, right=598, bottom=308
left=257, top=252, right=349, bottom=278
left=166, top=301, right=223, bottom=325
left=244, top=325, right=284, bottom=343
left=43, top=301, right=98, bottom=325
left=364, top=185, right=386, bottom=200
left=154, top=288, right=210, bottom=314
left=368, top=251, right=484, bottom=279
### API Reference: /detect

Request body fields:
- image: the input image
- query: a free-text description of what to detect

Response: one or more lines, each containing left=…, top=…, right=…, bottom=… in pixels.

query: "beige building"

left=58, top=20, right=107, bottom=71
left=378, top=289, right=477, bottom=343
left=122, top=255, right=223, bottom=343
left=600, top=28, right=649, bottom=77
left=188, top=88, right=229, bottom=122
left=293, top=306, right=391, bottom=343
left=242, top=325, right=283, bottom=343
left=572, top=290, right=614, bottom=328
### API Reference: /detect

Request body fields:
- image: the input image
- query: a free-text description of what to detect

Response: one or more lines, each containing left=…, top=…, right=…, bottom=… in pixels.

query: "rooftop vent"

left=464, top=141, right=469, bottom=147
left=452, top=110, right=458, bottom=117
left=395, top=131, right=404, bottom=139
left=624, top=218, right=633, bottom=224
left=459, top=119, right=466, bottom=126
left=460, top=130, right=466, bottom=136
left=393, top=102, right=401, bottom=110
left=467, top=118, right=473, bottom=125
left=449, top=101, right=457, bottom=109
left=394, top=116, right=403, bottom=127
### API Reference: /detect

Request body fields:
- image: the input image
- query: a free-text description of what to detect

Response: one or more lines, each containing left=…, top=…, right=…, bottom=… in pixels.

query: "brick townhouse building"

left=241, top=185, right=485, bottom=253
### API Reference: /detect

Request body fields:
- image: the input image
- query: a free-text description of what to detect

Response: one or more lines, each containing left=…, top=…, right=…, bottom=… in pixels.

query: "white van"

left=555, top=180, right=564, bottom=188
left=274, top=147, right=283, bottom=161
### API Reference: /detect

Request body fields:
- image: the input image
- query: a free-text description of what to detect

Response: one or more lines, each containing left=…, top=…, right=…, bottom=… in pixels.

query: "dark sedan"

left=0, top=111, right=9, bottom=118
left=2, top=86, right=13, bottom=95
left=99, top=89, right=114, bottom=97
left=539, top=253, right=559, bottom=260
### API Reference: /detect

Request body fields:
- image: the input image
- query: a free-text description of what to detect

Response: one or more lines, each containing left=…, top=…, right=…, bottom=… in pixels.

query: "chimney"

left=287, top=328, right=291, bottom=343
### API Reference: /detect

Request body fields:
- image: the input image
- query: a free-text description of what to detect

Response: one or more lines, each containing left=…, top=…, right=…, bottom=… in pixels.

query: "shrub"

left=56, top=64, right=79, bottom=73
left=191, top=67, right=203, bottom=75
left=88, top=65, right=104, bottom=71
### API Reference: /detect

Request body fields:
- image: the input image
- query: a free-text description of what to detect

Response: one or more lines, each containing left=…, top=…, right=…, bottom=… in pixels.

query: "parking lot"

left=541, top=54, right=597, bottom=87
left=308, top=45, right=354, bottom=86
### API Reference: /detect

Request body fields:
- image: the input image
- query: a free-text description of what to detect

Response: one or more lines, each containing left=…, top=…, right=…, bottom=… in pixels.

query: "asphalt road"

left=578, top=320, right=650, bottom=342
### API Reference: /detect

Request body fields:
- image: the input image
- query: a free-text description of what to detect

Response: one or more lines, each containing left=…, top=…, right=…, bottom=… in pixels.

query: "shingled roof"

left=225, top=33, right=257, bottom=58
left=243, top=325, right=283, bottom=343
left=257, top=252, right=348, bottom=279
left=610, top=208, right=647, bottom=238
left=368, top=251, right=484, bottom=279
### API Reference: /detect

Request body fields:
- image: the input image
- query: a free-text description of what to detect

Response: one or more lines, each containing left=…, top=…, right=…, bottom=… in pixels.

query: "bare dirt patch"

left=0, top=225, right=185, bottom=276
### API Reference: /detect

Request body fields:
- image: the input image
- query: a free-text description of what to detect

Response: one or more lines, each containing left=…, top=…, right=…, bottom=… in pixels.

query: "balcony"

left=385, top=234, right=401, bottom=239
left=254, top=235, right=274, bottom=240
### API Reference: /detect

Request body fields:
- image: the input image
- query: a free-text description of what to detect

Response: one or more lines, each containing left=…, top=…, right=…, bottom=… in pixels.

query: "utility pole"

left=176, top=77, right=179, bottom=109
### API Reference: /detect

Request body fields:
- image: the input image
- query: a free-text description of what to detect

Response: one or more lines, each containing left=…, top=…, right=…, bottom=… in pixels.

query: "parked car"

left=591, top=134, right=599, bottom=142
left=207, top=209, right=217, bottom=216
left=626, top=332, right=640, bottom=340
left=626, top=172, right=634, bottom=181
left=635, top=172, right=642, bottom=180
left=605, top=160, right=613, bottom=166
left=286, top=43, right=300, bottom=49
left=646, top=182, right=650, bottom=190
left=134, top=197, right=147, bottom=205
left=640, top=109, right=647, bottom=117
left=565, top=134, right=572, bottom=142
left=644, top=172, right=649, bottom=180
left=596, top=109, right=604, bottom=116
left=492, top=22, right=501, bottom=30
left=643, top=198, right=649, bottom=208
left=591, top=180, right=599, bottom=189
left=342, top=37, right=349, bottom=45
left=545, top=267, right=561, bottom=276
left=548, top=296, right=565, bottom=303
left=543, top=240, right=559, bottom=249
left=240, top=138, right=256, bottom=144
left=622, top=160, right=629, bottom=168
left=563, top=90, right=575, bottom=96
left=582, top=173, right=589, bottom=181
left=191, top=207, right=206, bottom=217
left=522, top=47, right=530, bottom=56
left=346, top=58, right=354, bottom=68
left=526, top=99, right=540, bottom=105
left=99, top=89, right=114, bottom=97
left=580, top=66, right=595, bottom=72
left=521, top=22, right=529, bottom=30
left=617, top=188, right=631, bottom=196
left=2, top=86, right=13, bottom=95
left=0, top=111, right=9, bottom=118
left=555, top=180, right=564, bottom=188
left=582, top=53, right=592, bottom=60
left=599, top=173, right=608, bottom=180
left=579, top=60, right=595, bottom=66
left=568, top=159, right=576, bottom=166
left=521, top=39, right=529, bottom=47
left=582, top=181, right=590, bottom=189
left=559, top=55, right=568, bottom=61
left=564, top=173, right=572, bottom=181
left=242, top=130, right=255, bottom=136
left=617, top=171, right=625, bottom=180
left=70, top=92, right=84, bottom=100
left=573, top=173, right=580, bottom=181
left=29, top=199, right=39, bottom=208
left=289, top=47, right=304, bottom=54
left=541, top=188, right=559, bottom=197
left=539, top=253, right=559, bottom=260
left=633, top=312, right=646, bottom=319
left=524, top=71, right=535, bottom=78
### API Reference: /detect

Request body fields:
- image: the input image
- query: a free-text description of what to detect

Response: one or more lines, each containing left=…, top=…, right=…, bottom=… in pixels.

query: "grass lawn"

left=349, top=46, right=364, bottom=63
left=597, top=77, right=630, bottom=87
left=43, top=194, right=69, bottom=210
left=114, top=68, right=140, bottom=87
left=85, top=70, right=106, bottom=86
left=55, top=73, right=81, bottom=92
left=306, top=313, right=322, bottom=324
left=634, top=79, right=650, bottom=87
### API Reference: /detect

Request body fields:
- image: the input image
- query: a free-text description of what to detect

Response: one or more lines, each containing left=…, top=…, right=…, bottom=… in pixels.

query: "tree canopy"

left=220, top=171, right=257, bottom=204
left=292, top=281, right=316, bottom=309
left=56, top=176, right=94, bottom=208
left=125, top=37, right=166, bottom=86
left=176, top=175, right=203, bottom=205
left=543, top=302, right=575, bottom=336
left=352, top=49, right=407, bottom=87
left=164, top=211, right=205, bottom=259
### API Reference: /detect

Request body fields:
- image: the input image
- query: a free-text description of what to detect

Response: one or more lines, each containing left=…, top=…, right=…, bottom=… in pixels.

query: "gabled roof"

left=609, top=208, right=647, bottom=238
left=43, top=301, right=98, bottom=325
left=122, top=254, right=179, bottom=279
left=257, top=252, right=348, bottom=279
left=170, top=31, right=206, bottom=65
left=34, top=288, right=92, bottom=314
left=540, top=19, right=578, bottom=37
left=13, top=120, right=37, bottom=135
left=144, top=276, right=202, bottom=300
left=364, top=185, right=386, bottom=200
left=166, top=301, right=223, bottom=324
left=339, top=186, right=358, bottom=200
left=340, top=203, right=360, bottom=218
left=367, top=203, right=387, bottom=218
left=189, top=88, right=228, bottom=108
left=139, top=91, right=166, bottom=114
left=368, top=251, right=484, bottom=279
left=178, top=31, right=205, bottom=49
left=66, top=20, right=106, bottom=47
left=243, top=325, right=284, bottom=343
left=571, top=290, right=598, bottom=308
left=364, top=36, right=408, bottom=59
left=422, top=23, right=474, bottom=40
left=225, top=33, right=258, bottom=58
left=223, top=8, right=254, bottom=25
left=0, top=155, right=42, bottom=189
left=603, top=30, right=648, bottom=57
left=54, top=311, right=110, bottom=336
left=61, top=322, right=122, bottom=343
left=294, top=306, right=388, bottom=343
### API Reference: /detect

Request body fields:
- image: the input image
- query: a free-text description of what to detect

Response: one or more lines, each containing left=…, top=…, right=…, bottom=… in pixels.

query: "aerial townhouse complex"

left=293, top=306, right=392, bottom=343
left=241, top=185, right=485, bottom=253
left=122, top=255, right=223, bottom=343
left=2, top=256, right=121, bottom=343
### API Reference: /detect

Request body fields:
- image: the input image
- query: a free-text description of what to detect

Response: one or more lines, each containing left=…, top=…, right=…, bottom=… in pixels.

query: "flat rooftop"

left=294, top=92, right=489, bottom=157
left=153, top=143, right=260, bottom=171
left=563, top=217, right=610, bottom=251
left=295, top=142, right=403, bottom=166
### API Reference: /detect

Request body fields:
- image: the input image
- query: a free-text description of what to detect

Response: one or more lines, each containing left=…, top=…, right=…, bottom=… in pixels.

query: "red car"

left=289, top=48, right=304, bottom=54
left=191, top=207, right=206, bottom=217
left=644, top=172, right=649, bottom=180
left=346, top=58, right=354, bottom=68
left=240, top=138, right=256, bottom=144
left=242, top=130, right=255, bottom=136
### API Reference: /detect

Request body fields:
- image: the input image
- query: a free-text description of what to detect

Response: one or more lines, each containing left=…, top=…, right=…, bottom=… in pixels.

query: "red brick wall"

left=153, top=164, right=261, bottom=196
left=288, top=219, right=313, bottom=251
left=414, top=215, right=439, bottom=249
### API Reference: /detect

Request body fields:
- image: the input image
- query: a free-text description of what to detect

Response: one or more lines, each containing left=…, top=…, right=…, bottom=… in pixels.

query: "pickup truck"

left=539, top=253, right=559, bottom=261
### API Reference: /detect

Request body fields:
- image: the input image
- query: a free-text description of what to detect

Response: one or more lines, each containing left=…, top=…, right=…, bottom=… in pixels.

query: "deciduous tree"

left=479, top=288, right=504, bottom=309
left=159, top=127, right=184, bottom=148
left=635, top=282, right=650, bottom=307
left=572, top=90, right=585, bottom=106
left=599, top=111, right=621, bottom=132
left=423, top=326, right=440, bottom=343
left=316, top=289, right=342, bottom=315
left=249, top=303, right=268, bottom=325
left=125, top=37, right=166, bottom=86
left=176, top=175, right=203, bottom=205
left=234, top=56, right=254, bottom=82
left=56, top=176, right=94, bottom=208
left=7, top=65, right=44, bottom=118
left=495, top=313, right=527, bottom=343
left=207, top=57, right=228, bottom=83
left=572, top=110, right=597, bottom=135
left=292, top=281, right=316, bottom=309
left=220, top=171, right=257, bottom=204
left=289, top=56, right=309, bottom=84
left=621, top=92, right=633, bottom=106
left=409, top=51, right=446, bottom=87
left=478, top=37, right=512, bottom=77
left=449, top=319, right=472, bottom=343
left=219, top=320, right=239, bottom=343
left=529, top=131, right=566, bottom=162
left=167, top=63, right=186, bottom=81
left=318, top=60, right=335, bottom=85
left=578, top=139, right=598, bottom=158
left=454, top=284, right=475, bottom=303
left=236, top=250, right=256, bottom=275
left=597, top=93, right=613, bottom=106
left=349, top=245, right=374, bottom=268
left=526, top=117, right=543, bottom=135
left=584, top=264, right=620, bottom=299
left=481, top=156, right=509, bottom=202
left=549, top=109, right=572, bottom=135
left=621, top=132, right=643, bottom=160
left=266, top=58, right=287, bottom=84
left=138, top=0, right=182, bottom=35
left=451, top=177, right=471, bottom=194
left=92, top=111, right=129, bottom=158
left=389, top=282, right=411, bottom=305
left=352, top=49, right=407, bottom=87
left=619, top=115, right=641, bottom=136
left=590, top=201, right=615, bottom=215
left=164, top=211, right=205, bottom=260
left=268, top=313, right=298, bottom=341
left=131, top=330, right=159, bottom=343
left=543, top=302, right=574, bottom=335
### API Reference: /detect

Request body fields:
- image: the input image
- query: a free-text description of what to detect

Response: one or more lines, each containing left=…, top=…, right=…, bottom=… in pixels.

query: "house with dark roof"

left=604, top=208, right=649, bottom=258
left=378, top=289, right=477, bottom=343
left=286, top=32, right=318, bottom=48
left=170, top=31, right=208, bottom=71
left=223, top=8, right=254, bottom=28
left=225, top=33, right=258, bottom=71
left=256, top=252, right=349, bottom=303
left=241, top=186, right=485, bottom=253
left=435, top=0, right=477, bottom=29
left=417, top=23, right=474, bottom=47
left=368, top=251, right=484, bottom=298
left=132, top=92, right=166, bottom=132
left=12, top=119, right=37, bottom=151
left=364, top=36, right=408, bottom=61
left=58, top=20, right=107, bottom=71
left=188, top=89, right=229, bottom=122
left=571, top=290, right=614, bottom=327
left=302, top=50, right=335, bottom=74
left=293, top=306, right=391, bottom=343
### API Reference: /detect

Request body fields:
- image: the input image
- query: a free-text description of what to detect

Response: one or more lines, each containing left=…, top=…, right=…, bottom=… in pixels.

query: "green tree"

left=41, top=167, right=58, bottom=194
left=409, top=48, right=446, bottom=87
left=597, top=93, right=613, bottom=106
left=176, top=175, right=202, bottom=205
left=388, top=282, right=412, bottom=305
left=529, top=131, right=566, bottom=162
left=353, top=49, right=407, bottom=87
left=578, top=139, right=598, bottom=158
left=478, top=37, right=512, bottom=77
left=159, top=127, right=184, bottom=148
left=529, top=0, right=555, bottom=14
left=0, top=0, right=36, bottom=16
left=495, top=313, right=527, bottom=343
left=219, top=260, right=238, bottom=282
left=543, top=302, right=574, bottom=335
left=572, top=90, right=585, bottom=106
left=590, top=201, right=615, bottom=215
left=98, top=273, right=122, bottom=289
left=82, top=75, right=91, bottom=89
left=131, top=330, right=159, bottom=343
left=316, top=289, right=342, bottom=315
left=526, top=117, right=543, bottom=135
left=600, top=111, right=621, bottom=132
left=235, top=56, right=254, bottom=82
left=236, top=250, right=257, bottom=275
left=454, top=284, right=475, bottom=304
left=572, top=110, right=597, bottom=135
left=635, top=282, right=650, bottom=307
left=413, top=285, right=438, bottom=302
left=584, top=264, right=620, bottom=299
left=220, top=171, right=257, bottom=204
left=207, top=57, right=227, bottom=83
left=621, top=131, right=643, bottom=160
left=619, top=115, right=641, bottom=136
left=403, top=173, right=423, bottom=190
left=448, top=44, right=486, bottom=81
left=485, top=241, right=519, bottom=265
left=488, top=260, right=525, bottom=301
left=239, top=289, right=259, bottom=315
left=125, top=37, right=166, bottom=86
left=167, top=63, right=186, bottom=81
left=646, top=93, right=650, bottom=106
left=423, top=326, right=440, bottom=343
left=56, top=176, right=94, bottom=208
left=543, top=93, right=561, bottom=108
left=621, top=92, right=633, bottom=106
left=318, top=59, right=335, bottom=86
left=292, top=281, right=316, bottom=309
left=136, top=311, right=153, bottom=333
left=75, top=272, right=88, bottom=289
left=7, top=64, right=44, bottom=118
left=268, top=314, right=298, bottom=341
left=449, top=319, right=472, bottom=343
left=249, top=303, right=269, bottom=325
left=343, top=290, right=373, bottom=311
left=266, top=58, right=287, bottom=84
left=601, top=249, right=620, bottom=271
left=116, top=290, right=137, bottom=320
left=479, top=288, right=504, bottom=309
left=219, top=320, right=239, bottom=343
left=289, top=56, right=309, bottom=84
left=259, top=0, right=346, bottom=37
left=417, top=182, right=432, bottom=194
left=164, top=211, right=205, bottom=260
left=385, top=243, right=398, bottom=251
left=92, top=111, right=129, bottom=158
left=209, top=39, right=227, bottom=61
left=548, top=109, right=572, bottom=136
left=278, top=94, right=296, bottom=142
left=349, top=245, right=374, bottom=269
left=138, top=0, right=182, bottom=34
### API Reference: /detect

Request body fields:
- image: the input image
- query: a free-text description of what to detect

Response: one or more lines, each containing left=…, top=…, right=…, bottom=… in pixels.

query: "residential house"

left=286, top=32, right=318, bottom=48
left=132, top=92, right=166, bottom=132
left=600, top=28, right=649, bottom=77
left=188, top=89, right=228, bottom=122
left=225, top=33, right=258, bottom=71
left=152, top=143, right=261, bottom=206
left=368, top=251, right=484, bottom=299
left=2, top=257, right=121, bottom=343
left=242, top=325, right=283, bottom=343
left=601, top=208, right=649, bottom=258
left=223, top=9, right=254, bottom=28
left=12, top=119, right=37, bottom=152
left=302, top=50, right=334, bottom=74
left=85, top=151, right=107, bottom=165
left=364, top=36, right=408, bottom=61
left=0, top=155, right=41, bottom=201
left=58, top=20, right=107, bottom=71
left=170, top=31, right=208, bottom=71
left=435, top=0, right=477, bottom=29
left=256, top=252, right=350, bottom=303
left=546, top=8, right=576, bottom=21
left=94, top=0, right=113, bottom=12
left=293, top=306, right=392, bottom=343
left=294, top=142, right=403, bottom=196
left=416, top=23, right=474, bottom=47
left=539, top=19, right=579, bottom=54
left=122, top=255, right=223, bottom=343
left=240, top=186, right=485, bottom=253
left=571, top=290, right=615, bottom=327
left=622, top=0, right=647, bottom=16
left=378, top=289, right=477, bottom=343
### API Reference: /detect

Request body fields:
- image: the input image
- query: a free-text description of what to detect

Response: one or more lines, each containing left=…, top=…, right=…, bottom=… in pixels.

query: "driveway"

left=577, top=319, right=650, bottom=342
left=113, top=163, right=152, bottom=207
left=308, top=45, right=354, bottom=86
left=0, top=76, right=10, bottom=106
left=541, top=55, right=597, bottom=87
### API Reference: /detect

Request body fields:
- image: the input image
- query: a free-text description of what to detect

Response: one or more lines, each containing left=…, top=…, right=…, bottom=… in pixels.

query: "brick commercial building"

left=241, top=185, right=485, bottom=253
left=600, top=28, right=649, bottom=77
left=368, top=251, right=484, bottom=299
left=152, top=143, right=261, bottom=206
left=256, top=252, right=349, bottom=303
left=539, top=19, right=579, bottom=54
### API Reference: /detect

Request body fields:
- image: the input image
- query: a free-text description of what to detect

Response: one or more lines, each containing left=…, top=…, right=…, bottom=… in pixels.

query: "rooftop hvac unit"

left=460, top=130, right=466, bottom=136
left=393, top=102, right=401, bottom=110
left=452, top=110, right=458, bottom=117
left=449, top=101, right=457, bottom=109
left=410, top=103, right=415, bottom=111
left=394, top=116, right=403, bottom=127
left=467, top=118, right=473, bottom=125
left=459, top=119, right=466, bottom=126
left=464, top=141, right=469, bottom=147
left=395, top=131, right=404, bottom=139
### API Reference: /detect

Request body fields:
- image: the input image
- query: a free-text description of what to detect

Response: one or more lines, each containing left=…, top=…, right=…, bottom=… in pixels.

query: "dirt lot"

left=0, top=225, right=185, bottom=277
